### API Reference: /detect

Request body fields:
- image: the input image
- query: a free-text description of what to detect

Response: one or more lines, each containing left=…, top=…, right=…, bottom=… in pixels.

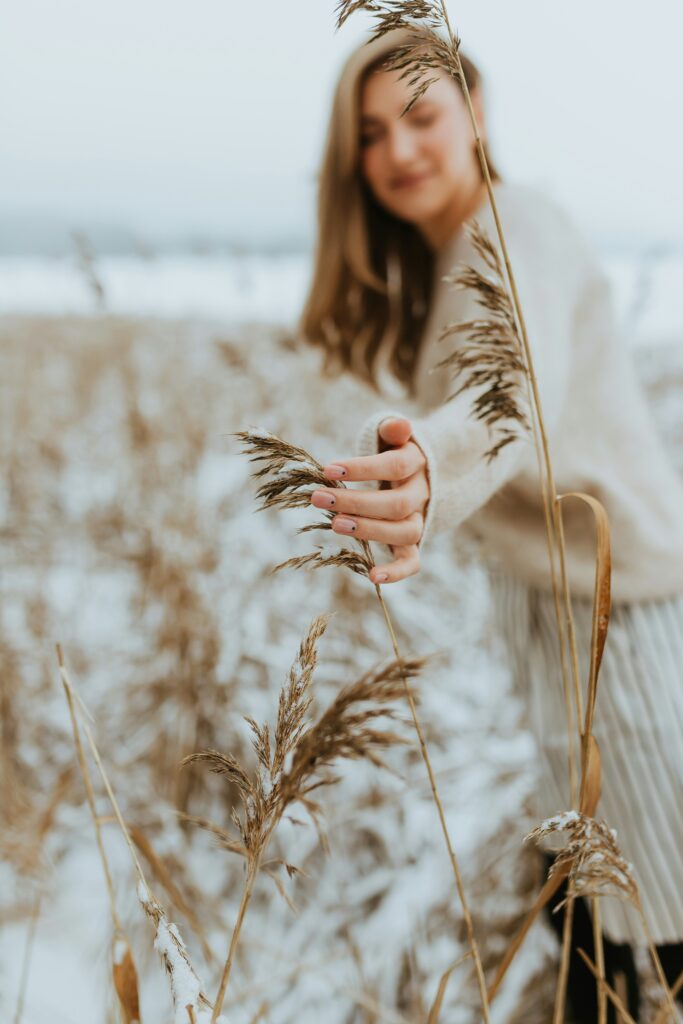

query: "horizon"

left=2, top=0, right=683, bottom=253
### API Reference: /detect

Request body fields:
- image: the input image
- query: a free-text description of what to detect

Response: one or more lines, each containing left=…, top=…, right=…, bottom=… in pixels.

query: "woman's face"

left=358, top=67, right=485, bottom=247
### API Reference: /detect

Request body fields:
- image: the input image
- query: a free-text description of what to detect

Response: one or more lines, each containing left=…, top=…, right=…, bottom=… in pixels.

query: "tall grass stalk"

left=56, top=642, right=141, bottom=1023
left=237, top=429, right=491, bottom=1020
left=56, top=644, right=220, bottom=1023
left=374, top=584, right=490, bottom=1019
left=184, top=613, right=423, bottom=1021
left=57, top=644, right=124, bottom=933
left=332, top=3, right=622, bottom=1009
left=592, top=898, right=607, bottom=1024
left=12, top=892, right=41, bottom=1024
left=334, top=2, right=586, bottom=810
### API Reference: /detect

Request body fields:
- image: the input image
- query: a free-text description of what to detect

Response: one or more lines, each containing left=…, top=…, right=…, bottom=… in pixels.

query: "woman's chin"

left=385, top=196, right=445, bottom=225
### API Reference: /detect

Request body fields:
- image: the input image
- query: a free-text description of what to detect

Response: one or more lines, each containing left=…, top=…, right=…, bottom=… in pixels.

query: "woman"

left=298, top=26, right=683, bottom=1021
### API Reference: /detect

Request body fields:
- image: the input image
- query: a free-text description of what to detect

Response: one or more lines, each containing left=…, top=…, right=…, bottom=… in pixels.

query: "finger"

left=322, top=440, right=424, bottom=483
left=401, top=467, right=430, bottom=509
left=311, top=480, right=421, bottom=520
left=377, top=416, right=413, bottom=448
left=370, top=545, right=420, bottom=585
left=331, top=510, right=423, bottom=546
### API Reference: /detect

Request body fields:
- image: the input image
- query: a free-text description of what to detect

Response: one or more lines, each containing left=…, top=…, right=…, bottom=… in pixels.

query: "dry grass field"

left=1, top=313, right=681, bottom=1022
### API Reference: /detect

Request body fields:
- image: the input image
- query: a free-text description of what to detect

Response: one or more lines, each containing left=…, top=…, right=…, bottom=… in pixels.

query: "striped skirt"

left=488, top=567, right=683, bottom=945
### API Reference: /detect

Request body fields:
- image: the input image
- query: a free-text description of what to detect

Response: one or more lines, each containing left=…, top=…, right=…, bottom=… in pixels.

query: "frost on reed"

left=435, top=220, right=531, bottom=461
left=234, top=429, right=375, bottom=577
left=185, top=613, right=424, bottom=1019
left=58, top=644, right=226, bottom=1024
left=137, top=880, right=226, bottom=1024
left=526, top=811, right=682, bottom=1022
left=525, top=811, right=638, bottom=910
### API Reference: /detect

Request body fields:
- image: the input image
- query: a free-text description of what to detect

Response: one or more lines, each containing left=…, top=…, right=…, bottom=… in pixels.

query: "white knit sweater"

left=354, top=181, right=683, bottom=602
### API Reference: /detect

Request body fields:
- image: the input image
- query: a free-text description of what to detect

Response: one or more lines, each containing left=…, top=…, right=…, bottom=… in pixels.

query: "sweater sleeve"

left=354, top=190, right=585, bottom=554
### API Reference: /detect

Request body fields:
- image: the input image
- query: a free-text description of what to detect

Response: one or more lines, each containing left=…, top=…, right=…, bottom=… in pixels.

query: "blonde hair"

left=297, top=27, right=502, bottom=396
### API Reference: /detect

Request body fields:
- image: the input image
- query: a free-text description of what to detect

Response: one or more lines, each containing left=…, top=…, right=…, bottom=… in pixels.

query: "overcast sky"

left=2, top=0, right=682, bottom=249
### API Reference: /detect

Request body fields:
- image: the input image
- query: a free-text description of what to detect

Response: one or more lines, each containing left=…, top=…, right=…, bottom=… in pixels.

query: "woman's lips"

left=392, top=170, right=433, bottom=190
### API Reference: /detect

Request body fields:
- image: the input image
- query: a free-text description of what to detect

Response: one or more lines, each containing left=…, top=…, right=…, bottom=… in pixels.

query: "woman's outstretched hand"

left=312, top=416, right=429, bottom=585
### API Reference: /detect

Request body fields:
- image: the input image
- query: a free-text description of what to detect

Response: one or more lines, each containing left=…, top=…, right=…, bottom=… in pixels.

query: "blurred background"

left=1, top=0, right=683, bottom=330
left=1, top=3, right=682, bottom=1022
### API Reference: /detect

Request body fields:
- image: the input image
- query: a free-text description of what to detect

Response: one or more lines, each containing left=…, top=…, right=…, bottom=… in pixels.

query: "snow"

left=0, top=247, right=681, bottom=348
left=0, top=247, right=681, bottom=1022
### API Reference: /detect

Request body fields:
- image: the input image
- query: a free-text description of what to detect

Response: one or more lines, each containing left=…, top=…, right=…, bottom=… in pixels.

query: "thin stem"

left=639, top=907, right=681, bottom=1023
left=434, top=11, right=598, bottom=999
left=553, top=896, right=575, bottom=1024
left=438, top=0, right=589, bottom=798
left=56, top=645, right=149, bottom=889
left=57, top=646, right=219, bottom=1021
left=58, top=644, right=124, bottom=934
left=592, top=898, right=607, bottom=1024
left=374, top=584, right=491, bottom=1023
left=13, top=891, right=41, bottom=1024
left=211, top=816, right=279, bottom=1021
left=653, top=970, right=683, bottom=1024
left=577, top=948, right=638, bottom=1024
left=211, top=862, right=259, bottom=1023
left=525, top=369, right=578, bottom=804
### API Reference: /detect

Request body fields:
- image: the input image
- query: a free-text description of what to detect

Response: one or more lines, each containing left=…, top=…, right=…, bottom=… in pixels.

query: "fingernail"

left=311, top=490, right=335, bottom=508
left=374, top=572, right=389, bottom=583
left=324, top=464, right=347, bottom=478
left=334, top=517, right=356, bottom=534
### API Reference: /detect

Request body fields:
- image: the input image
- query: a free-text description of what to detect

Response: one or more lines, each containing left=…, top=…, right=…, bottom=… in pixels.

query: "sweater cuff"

left=354, top=409, right=406, bottom=459
left=353, top=409, right=435, bottom=556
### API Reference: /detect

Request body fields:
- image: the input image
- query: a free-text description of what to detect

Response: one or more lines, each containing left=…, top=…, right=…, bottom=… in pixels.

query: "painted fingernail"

left=334, top=517, right=356, bottom=534
left=311, top=490, right=335, bottom=508
left=324, top=464, right=347, bottom=478
left=374, top=572, right=389, bottom=583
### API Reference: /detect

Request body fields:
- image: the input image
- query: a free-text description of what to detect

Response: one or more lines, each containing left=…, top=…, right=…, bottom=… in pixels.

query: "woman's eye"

left=359, top=113, right=434, bottom=147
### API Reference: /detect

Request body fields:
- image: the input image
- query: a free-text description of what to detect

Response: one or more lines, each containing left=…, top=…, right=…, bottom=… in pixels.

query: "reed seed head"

left=334, top=2, right=463, bottom=114
left=435, top=219, right=531, bottom=462
left=234, top=429, right=375, bottom=578
left=185, top=616, right=423, bottom=862
left=525, top=810, right=639, bottom=909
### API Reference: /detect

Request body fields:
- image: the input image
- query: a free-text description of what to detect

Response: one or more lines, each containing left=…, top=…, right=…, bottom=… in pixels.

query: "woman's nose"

left=386, top=127, right=419, bottom=164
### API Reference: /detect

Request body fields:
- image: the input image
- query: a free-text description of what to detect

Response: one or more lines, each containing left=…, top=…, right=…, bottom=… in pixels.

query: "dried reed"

left=434, top=219, right=531, bottom=461
left=577, top=948, right=638, bottom=1024
left=129, top=823, right=215, bottom=968
left=332, top=4, right=623, bottom=1014
left=56, top=642, right=141, bottom=1023
left=56, top=645, right=224, bottom=1024
left=527, top=810, right=680, bottom=1022
left=236, top=427, right=492, bottom=1021
left=234, top=429, right=374, bottom=578
left=184, top=612, right=422, bottom=1021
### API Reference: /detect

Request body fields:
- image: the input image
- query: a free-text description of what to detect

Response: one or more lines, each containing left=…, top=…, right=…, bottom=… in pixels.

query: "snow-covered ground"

left=0, top=243, right=681, bottom=1023
left=0, top=246, right=682, bottom=349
